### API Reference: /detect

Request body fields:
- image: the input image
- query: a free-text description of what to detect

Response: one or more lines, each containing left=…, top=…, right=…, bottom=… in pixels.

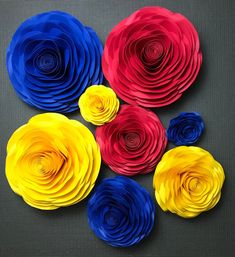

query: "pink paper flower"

left=102, top=6, right=202, bottom=107
left=96, top=105, right=167, bottom=176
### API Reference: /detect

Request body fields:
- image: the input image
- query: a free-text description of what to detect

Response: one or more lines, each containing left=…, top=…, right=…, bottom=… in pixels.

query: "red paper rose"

left=102, top=6, right=202, bottom=107
left=96, top=105, right=167, bottom=176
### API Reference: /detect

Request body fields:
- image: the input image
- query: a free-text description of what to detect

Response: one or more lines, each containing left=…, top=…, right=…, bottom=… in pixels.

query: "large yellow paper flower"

left=5, top=113, right=101, bottom=210
left=153, top=146, right=225, bottom=218
left=78, top=85, right=120, bottom=125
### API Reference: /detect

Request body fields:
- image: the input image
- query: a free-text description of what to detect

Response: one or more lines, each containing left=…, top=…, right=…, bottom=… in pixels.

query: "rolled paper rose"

left=102, top=6, right=202, bottom=107
left=153, top=146, right=225, bottom=218
left=5, top=113, right=101, bottom=210
left=87, top=176, right=155, bottom=247
left=167, top=112, right=205, bottom=145
left=96, top=105, right=167, bottom=176
left=78, top=85, right=120, bottom=126
left=6, top=11, right=103, bottom=113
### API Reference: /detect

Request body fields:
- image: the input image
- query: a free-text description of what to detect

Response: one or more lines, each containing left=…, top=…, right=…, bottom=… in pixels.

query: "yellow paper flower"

left=153, top=146, right=225, bottom=218
left=5, top=113, right=101, bottom=210
left=78, top=85, right=120, bottom=125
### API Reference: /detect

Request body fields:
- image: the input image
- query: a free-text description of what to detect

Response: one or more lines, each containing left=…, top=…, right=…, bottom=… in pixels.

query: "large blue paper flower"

left=87, top=176, right=155, bottom=247
left=6, top=11, right=103, bottom=113
left=167, top=112, right=205, bottom=145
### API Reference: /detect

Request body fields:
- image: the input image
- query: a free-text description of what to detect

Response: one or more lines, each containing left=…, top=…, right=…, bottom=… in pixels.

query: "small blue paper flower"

left=167, top=112, right=205, bottom=145
left=6, top=11, right=103, bottom=113
left=87, top=176, right=155, bottom=247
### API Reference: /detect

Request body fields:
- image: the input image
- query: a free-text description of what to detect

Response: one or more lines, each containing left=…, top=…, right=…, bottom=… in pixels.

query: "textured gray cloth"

left=0, top=0, right=234, bottom=257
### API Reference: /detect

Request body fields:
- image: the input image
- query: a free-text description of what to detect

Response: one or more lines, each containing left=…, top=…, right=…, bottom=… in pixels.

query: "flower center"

left=90, top=96, right=104, bottom=111
left=95, top=100, right=104, bottom=110
left=104, top=211, right=119, bottom=226
left=32, top=151, right=65, bottom=176
left=36, top=52, right=58, bottom=72
left=124, top=132, right=141, bottom=149
left=34, top=156, right=50, bottom=174
left=188, top=178, right=199, bottom=191
left=142, top=41, right=164, bottom=65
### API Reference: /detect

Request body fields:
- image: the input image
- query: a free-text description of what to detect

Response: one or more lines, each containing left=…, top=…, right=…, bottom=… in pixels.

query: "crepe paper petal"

left=167, top=112, right=205, bottom=145
left=102, top=6, right=202, bottom=108
left=87, top=176, right=155, bottom=247
left=5, top=113, right=101, bottom=210
left=78, top=85, right=120, bottom=126
left=153, top=146, right=225, bottom=218
left=6, top=11, right=103, bottom=113
left=96, top=105, right=167, bottom=176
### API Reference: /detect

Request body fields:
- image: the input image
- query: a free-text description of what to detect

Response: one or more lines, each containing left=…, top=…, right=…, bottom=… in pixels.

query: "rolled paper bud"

left=153, top=146, right=225, bottom=218
left=96, top=105, right=167, bottom=176
left=6, top=11, right=103, bottom=113
left=78, top=85, right=120, bottom=126
left=102, top=6, right=202, bottom=107
left=5, top=113, right=101, bottom=210
left=87, top=176, right=155, bottom=247
left=167, top=112, right=205, bottom=145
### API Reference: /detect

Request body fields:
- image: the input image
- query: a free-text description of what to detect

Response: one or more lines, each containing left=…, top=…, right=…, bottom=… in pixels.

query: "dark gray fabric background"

left=0, top=1, right=234, bottom=257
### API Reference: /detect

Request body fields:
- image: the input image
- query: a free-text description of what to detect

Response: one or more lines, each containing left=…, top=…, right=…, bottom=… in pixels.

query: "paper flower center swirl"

left=96, top=105, right=167, bottom=176
left=36, top=52, right=58, bottom=72
left=5, top=113, right=101, bottom=210
left=124, top=132, right=141, bottom=149
left=87, top=176, right=155, bottom=247
left=153, top=146, right=225, bottom=218
left=141, top=41, right=164, bottom=67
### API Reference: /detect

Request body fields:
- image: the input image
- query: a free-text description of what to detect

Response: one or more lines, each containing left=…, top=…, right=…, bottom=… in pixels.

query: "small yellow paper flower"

left=78, top=85, right=120, bottom=125
left=5, top=113, right=101, bottom=210
left=153, top=146, right=225, bottom=218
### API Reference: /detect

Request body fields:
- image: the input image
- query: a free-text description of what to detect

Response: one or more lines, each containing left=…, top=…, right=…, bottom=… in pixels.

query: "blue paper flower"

left=6, top=11, right=103, bottom=113
left=87, top=176, right=155, bottom=247
left=167, top=112, right=205, bottom=145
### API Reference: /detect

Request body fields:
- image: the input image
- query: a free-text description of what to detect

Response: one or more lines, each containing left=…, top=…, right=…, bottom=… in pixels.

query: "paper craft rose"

left=5, top=113, right=101, bottom=210
left=102, top=6, right=202, bottom=107
left=78, top=85, right=119, bottom=125
left=153, top=146, right=225, bottom=218
left=167, top=112, right=205, bottom=145
left=87, top=176, right=155, bottom=247
left=96, top=105, right=167, bottom=176
left=6, top=11, right=103, bottom=113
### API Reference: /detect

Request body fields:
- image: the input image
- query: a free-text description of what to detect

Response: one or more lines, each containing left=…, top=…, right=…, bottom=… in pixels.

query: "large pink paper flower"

left=96, top=105, right=167, bottom=176
left=102, top=6, right=202, bottom=107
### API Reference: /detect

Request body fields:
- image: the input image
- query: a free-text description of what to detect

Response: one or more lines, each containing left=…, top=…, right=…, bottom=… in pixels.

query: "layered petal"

left=87, top=176, right=155, bottom=247
left=167, top=112, right=205, bottom=145
left=6, top=11, right=103, bottom=113
left=96, top=105, right=167, bottom=176
left=102, top=6, right=202, bottom=107
left=5, top=113, right=101, bottom=210
left=153, top=146, right=225, bottom=218
left=79, top=85, right=119, bottom=125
